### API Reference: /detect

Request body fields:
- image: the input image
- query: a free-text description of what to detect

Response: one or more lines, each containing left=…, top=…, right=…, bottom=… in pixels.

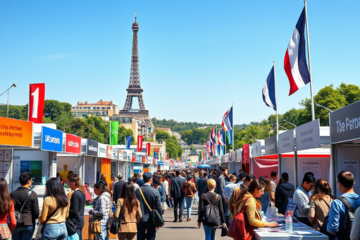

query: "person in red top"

left=0, top=178, right=16, bottom=239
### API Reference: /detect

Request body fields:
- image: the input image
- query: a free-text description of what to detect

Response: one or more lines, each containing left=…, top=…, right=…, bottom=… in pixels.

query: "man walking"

left=135, top=172, right=162, bottom=240
left=113, top=173, right=125, bottom=203
left=216, top=168, right=228, bottom=225
left=171, top=170, right=186, bottom=222
left=11, top=173, right=40, bottom=240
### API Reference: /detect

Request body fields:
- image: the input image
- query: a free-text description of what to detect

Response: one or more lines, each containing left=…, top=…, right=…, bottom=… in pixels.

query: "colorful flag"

left=146, top=143, right=151, bottom=156
left=284, top=8, right=310, bottom=96
left=137, top=135, right=143, bottom=151
left=126, top=136, right=131, bottom=150
left=222, top=107, right=233, bottom=131
left=209, top=127, right=217, bottom=144
left=110, top=121, right=119, bottom=145
left=218, top=128, right=226, bottom=145
left=227, top=130, right=233, bottom=145
left=262, top=66, right=277, bottom=111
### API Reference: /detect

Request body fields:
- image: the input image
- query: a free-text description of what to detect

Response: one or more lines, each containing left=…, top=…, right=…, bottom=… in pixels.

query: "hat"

left=143, top=172, right=153, bottom=182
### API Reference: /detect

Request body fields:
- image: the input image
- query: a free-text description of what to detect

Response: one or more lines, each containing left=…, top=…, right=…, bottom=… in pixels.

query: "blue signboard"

left=157, top=161, right=164, bottom=166
left=41, top=126, right=63, bottom=152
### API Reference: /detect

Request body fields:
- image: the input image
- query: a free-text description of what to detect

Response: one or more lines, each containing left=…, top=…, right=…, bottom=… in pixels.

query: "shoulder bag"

left=139, top=187, right=164, bottom=227
left=227, top=197, right=254, bottom=240
left=110, top=200, right=122, bottom=234
left=36, top=207, right=59, bottom=240
left=15, top=190, right=32, bottom=226
left=66, top=192, right=77, bottom=236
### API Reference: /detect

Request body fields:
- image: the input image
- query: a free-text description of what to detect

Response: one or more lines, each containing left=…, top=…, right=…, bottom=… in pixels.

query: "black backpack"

left=201, top=195, right=220, bottom=227
left=335, top=197, right=357, bottom=240
left=318, top=199, right=335, bottom=240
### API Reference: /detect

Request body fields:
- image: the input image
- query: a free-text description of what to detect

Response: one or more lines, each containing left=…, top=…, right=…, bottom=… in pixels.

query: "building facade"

left=71, top=100, right=119, bottom=120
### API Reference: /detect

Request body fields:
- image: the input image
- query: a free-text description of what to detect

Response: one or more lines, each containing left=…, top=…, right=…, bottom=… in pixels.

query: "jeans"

left=42, top=222, right=67, bottom=240
left=225, top=215, right=231, bottom=228
left=174, top=197, right=184, bottom=220
left=12, top=225, right=35, bottom=240
left=203, top=223, right=216, bottom=240
left=76, top=228, right=83, bottom=240
left=185, top=196, right=194, bottom=218
left=166, top=195, right=173, bottom=207
left=137, top=221, right=156, bottom=240
left=183, top=196, right=187, bottom=209
left=95, top=225, right=108, bottom=240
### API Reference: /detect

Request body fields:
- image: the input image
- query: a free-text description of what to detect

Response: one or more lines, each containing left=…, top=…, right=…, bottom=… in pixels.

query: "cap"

left=143, top=172, right=153, bottom=181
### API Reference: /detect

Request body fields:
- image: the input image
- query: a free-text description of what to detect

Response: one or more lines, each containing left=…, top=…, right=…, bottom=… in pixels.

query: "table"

left=254, top=217, right=329, bottom=240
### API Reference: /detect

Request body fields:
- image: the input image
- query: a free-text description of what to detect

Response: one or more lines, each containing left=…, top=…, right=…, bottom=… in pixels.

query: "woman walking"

left=67, top=174, right=86, bottom=239
left=0, top=178, right=16, bottom=239
left=38, top=178, right=69, bottom=240
left=183, top=175, right=197, bottom=221
left=114, top=182, right=142, bottom=240
left=308, top=179, right=335, bottom=231
left=198, top=179, right=225, bottom=240
left=89, top=182, right=112, bottom=240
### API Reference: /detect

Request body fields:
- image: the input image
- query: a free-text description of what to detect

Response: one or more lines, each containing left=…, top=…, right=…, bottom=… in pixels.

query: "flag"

left=126, top=136, right=131, bottom=150
left=146, top=143, right=151, bottom=156
left=262, top=66, right=277, bottom=111
left=209, top=127, right=217, bottom=144
left=227, top=130, right=233, bottom=145
left=28, top=83, right=45, bottom=123
left=218, top=128, right=225, bottom=145
left=137, top=135, right=143, bottom=151
left=284, top=8, right=310, bottom=96
left=222, top=107, right=233, bottom=131
left=110, top=121, right=119, bottom=145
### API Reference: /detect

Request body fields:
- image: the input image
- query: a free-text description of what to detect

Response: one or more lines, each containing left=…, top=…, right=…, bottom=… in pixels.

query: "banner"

left=28, top=83, right=45, bottom=123
left=0, top=117, right=33, bottom=147
left=137, top=135, right=143, bottom=152
left=106, top=145, right=113, bottom=158
left=65, top=134, right=81, bottom=154
left=243, top=144, right=250, bottom=163
left=142, top=156, right=146, bottom=163
left=126, top=136, right=131, bottom=150
left=146, top=143, right=151, bottom=156
left=110, top=121, right=119, bottom=145
left=87, top=139, right=98, bottom=156
left=41, top=126, right=63, bottom=152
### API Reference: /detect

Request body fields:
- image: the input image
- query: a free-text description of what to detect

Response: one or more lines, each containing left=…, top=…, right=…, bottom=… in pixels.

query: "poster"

left=339, top=159, right=360, bottom=186
left=3, top=162, right=10, bottom=172
left=4, top=151, right=11, bottom=161
left=299, top=160, right=322, bottom=181
left=0, top=151, right=3, bottom=160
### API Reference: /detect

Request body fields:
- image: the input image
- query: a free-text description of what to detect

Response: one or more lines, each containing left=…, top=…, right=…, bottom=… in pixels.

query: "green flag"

left=110, top=121, right=119, bottom=145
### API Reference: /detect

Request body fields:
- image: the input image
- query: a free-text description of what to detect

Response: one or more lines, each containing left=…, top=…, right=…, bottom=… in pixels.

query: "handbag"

left=36, top=207, right=59, bottom=240
left=15, top=191, right=32, bottom=226
left=110, top=200, right=122, bottom=234
left=227, top=197, right=254, bottom=240
left=89, top=218, right=101, bottom=234
left=221, top=226, right=228, bottom=237
left=139, top=187, right=164, bottom=228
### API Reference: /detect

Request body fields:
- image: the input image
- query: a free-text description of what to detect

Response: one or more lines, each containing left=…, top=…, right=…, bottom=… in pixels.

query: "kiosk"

left=329, top=100, right=360, bottom=196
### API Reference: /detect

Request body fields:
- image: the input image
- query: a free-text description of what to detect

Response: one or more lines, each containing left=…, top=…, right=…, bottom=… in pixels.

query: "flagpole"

left=273, top=62, right=279, bottom=135
left=109, top=121, right=111, bottom=144
left=232, top=103, right=234, bottom=151
left=304, top=0, right=315, bottom=121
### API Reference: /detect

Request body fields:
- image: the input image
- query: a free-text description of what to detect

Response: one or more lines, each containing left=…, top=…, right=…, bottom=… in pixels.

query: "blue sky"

left=0, top=0, right=359, bottom=125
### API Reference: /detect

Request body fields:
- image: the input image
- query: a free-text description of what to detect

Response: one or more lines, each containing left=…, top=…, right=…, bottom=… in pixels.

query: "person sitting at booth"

left=59, top=164, right=70, bottom=181
left=293, top=174, right=316, bottom=226
left=328, top=171, right=360, bottom=240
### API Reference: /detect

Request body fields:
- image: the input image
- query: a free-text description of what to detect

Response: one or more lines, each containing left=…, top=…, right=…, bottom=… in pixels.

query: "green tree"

left=155, top=130, right=171, bottom=141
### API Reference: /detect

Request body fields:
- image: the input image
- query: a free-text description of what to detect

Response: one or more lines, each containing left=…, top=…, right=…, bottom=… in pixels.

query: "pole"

left=304, top=0, right=315, bottom=121
left=274, top=61, right=281, bottom=176
left=232, top=103, right=234, bottom=151
left=7, top=90, right=9, bottom=118
left=109, top=122, right=111, bottom=145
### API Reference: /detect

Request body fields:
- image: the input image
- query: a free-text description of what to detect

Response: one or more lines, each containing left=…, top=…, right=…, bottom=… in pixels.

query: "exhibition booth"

left=329, top=100, right=360, bottom=196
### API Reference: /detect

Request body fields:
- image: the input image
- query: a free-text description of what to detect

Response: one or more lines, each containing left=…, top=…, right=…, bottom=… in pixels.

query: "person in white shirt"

left=293, top=174, right=315, bottom=226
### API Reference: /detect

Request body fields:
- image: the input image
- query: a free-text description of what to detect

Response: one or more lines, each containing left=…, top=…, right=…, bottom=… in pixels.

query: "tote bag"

left=227, top=197, right=254, bottom=240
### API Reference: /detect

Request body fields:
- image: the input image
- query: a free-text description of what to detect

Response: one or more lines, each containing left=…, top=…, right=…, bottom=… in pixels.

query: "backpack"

left=201, top=195, right=220, bottom=227
left=336, top=197, right=358, bottom=240
left=318, top=199, right=335, bottom=240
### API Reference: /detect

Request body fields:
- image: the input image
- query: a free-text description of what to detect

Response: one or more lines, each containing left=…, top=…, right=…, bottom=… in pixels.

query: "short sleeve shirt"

left=270, top=180, right=276, bottom=192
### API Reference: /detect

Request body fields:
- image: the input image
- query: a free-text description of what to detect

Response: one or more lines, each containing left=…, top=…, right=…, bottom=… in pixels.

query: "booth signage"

left=106, top=145, right=113, bottom=158
left=296, top=119, right=321, bottom=151
left=278, top=130, right=295, bottom=154
left=158, top=161, right=164, bottom=166
left=65, top=134, right=81, bottom=154
left=252, top=141, right=262, bottom=158
left=41, top=126, right=63, bottom=152
left=87, top=139, right=98, bottom=156
left=0, top=117, right=33, bottom=147
left=265, top=135, right=277, bottom=155
left=98, top=143, right=107, bottom=158
left=330, top=101, right=360, bottom=144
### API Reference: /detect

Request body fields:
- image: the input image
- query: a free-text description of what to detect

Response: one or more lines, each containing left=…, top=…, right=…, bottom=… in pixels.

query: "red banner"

left=153, top=159, right=156, bottom=164
left=142, top=156, right=146, bottom=163
left=65, top=134, right=81, bottom=154
left=146, top=143, right=151, bottom=156
left=243, top=144, right=250, bottom=163
left=137, top=135, right=143, bottom=152
left=132, top=154, right=136, bottom=162
left=165, top=153, right=168, bottom=160
left=28, top=83, right=45, bottom=123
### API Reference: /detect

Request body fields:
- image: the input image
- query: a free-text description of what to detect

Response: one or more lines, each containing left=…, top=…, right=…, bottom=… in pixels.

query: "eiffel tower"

left=119, top=14, right=153, bottom=131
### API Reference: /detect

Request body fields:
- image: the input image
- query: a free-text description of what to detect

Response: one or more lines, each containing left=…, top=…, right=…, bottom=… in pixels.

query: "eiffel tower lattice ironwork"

left=122, top=15, right=146, bottom=111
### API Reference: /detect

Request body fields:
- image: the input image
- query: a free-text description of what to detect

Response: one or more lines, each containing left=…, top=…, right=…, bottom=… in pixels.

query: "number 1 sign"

left=28, top=83, right=45, bottom=123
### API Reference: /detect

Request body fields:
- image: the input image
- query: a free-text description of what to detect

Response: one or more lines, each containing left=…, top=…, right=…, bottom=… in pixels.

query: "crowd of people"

left=1, top=168, right=360, bottom=240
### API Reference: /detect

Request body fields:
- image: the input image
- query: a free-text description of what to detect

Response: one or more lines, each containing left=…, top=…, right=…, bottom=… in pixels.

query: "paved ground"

left=157, top=201, right=231, bottom=240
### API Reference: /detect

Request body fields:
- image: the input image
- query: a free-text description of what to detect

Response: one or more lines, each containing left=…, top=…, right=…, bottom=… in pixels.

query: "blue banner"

left=41, top=126, right=63, bottom=152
